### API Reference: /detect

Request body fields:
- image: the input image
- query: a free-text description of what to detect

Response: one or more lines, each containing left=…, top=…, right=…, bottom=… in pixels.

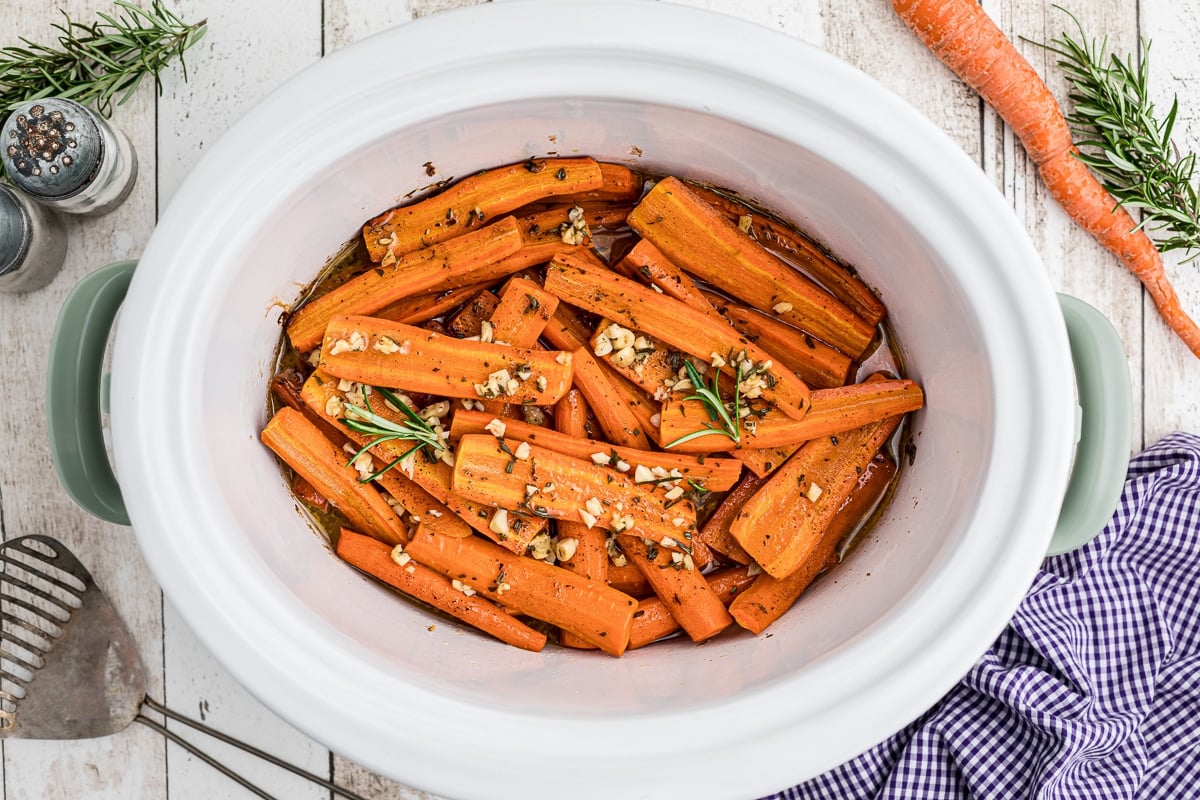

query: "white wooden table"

left=3, top=0, right=1198, bottom=797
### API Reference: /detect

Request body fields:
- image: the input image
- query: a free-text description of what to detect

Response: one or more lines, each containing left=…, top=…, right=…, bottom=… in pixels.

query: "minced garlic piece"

left=607, top=325, right=635, bottom=351
left=479, top=320, right=495, bottom=344
left=324, top=396, right=344, bottom=418
left=489, top=509, right=510, bottom=537
left=585, top=497, right=604, bottom=517
left=555, top=537, right=579, bottom=562
left=710, top=352, right=727, bottom=369
left=528, top=533, right=554, bottom=561
left=389, top=544, right=409, bottom=566
left=591, top=452, right=610, bottom=465
left=615, top=460, right=631, bottom=473
left=772, top=302, right=794, bottom=314
left=661, top=536, right=677, bottom=548
left=593, top=333, right=613, bottom=357
left=373, top=335, right=404, bottom=354
left=513, top=442, right=532, bottom=461
left=634, top=465, right=656, bottom=484
left=611, top=346, right=637, bottom=368
left=807, top=483, right=824, bottom=503
left=555, top=352, right=572, bottom=366
left=337, top=378, right=355, bottom=392
left=560, top=205, right=591, bottom=245
left=672, top=517, right=686, bottom=528
left=484, top=418, right=508, bottom=438
left=663, top=486, right=684, bottom=502
left=328, top=331, right=368, bottom=356
left=536, top=375, right=548, bottom=392
left=451, top=579, right=477, bottom=597
left=738, top=214, right=753, bottom=233
left=578, top=509, right=598, bottom=528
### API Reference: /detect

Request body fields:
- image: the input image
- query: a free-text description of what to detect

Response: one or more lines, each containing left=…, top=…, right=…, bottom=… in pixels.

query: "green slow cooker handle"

left=46, top=260, right=135, bottom=526
left=1048, top=294, right=1132, bottom=555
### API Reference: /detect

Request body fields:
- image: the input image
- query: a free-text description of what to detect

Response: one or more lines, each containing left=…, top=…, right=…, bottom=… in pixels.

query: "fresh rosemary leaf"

left=663, top=361, right=743, bottom=449
left=341, top=389, right=444, bottom=482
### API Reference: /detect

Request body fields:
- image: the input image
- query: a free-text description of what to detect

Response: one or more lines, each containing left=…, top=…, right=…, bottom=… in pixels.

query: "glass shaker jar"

left=2, top=98, right=138, bottom=216
left=0, top=183, right=68, bottom=293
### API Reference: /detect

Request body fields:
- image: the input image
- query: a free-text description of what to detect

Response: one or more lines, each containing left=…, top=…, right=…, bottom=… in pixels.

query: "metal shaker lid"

left=2, top=98, right=103, bottom=201
left=0, top=185, right=31, bottom=278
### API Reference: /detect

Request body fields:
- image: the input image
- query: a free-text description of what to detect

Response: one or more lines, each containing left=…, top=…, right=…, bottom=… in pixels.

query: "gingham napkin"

left=767, top=431, right=1200, bottom=800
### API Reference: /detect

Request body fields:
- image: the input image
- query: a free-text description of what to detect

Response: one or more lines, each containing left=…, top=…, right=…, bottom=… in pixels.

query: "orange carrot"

left=627, top=177, right=876, bottom=358
left=487, top=277, right=560, bottom=347
left=318, top=316, right=572, bottom=405
left=569, top=346, right=654, bottom=449
left=554, top=390, right=608, bottom=649
left=732, top=445, right=799, bottom=479
left=337, top=529, right=546, bottom=652
left=629, top=567, right=755, bottom=649
left=691, top=186, right=887, bottom=327
left=580, top=163, right=644, bottom=202
left=618, top=535, right=732, bottom=643
left=362, top=157, right=605, bottom=262
left=544, top=252, right=813, bottom=421
left=452, top=434, right=697, bottom=548
left=372, top=281, right=498, bottom=327
left=892, top=0, right=1200, bottom=358
left=289, top=473, right=330, bottom=513
left=729, top=456, right=896, bottom=635
left=606, top=561, right=652, bottom=597
left=659, top=378, right=924, bottom=452
left=287, top=216, right=523, bottom=352
left=446, top=289, right=500, bottom=338
left=448, top=409, right=743, bottom=491
left=619, top=239, right=728, bottom=320
left=697, top=472, right=763, bottom=565
left=542, top=303, right=594, bottom=352
left=405, top=522, right=636, bottom=656
left=730, top=412, right=904, bottom=579
left=261, top=407, right=407, bottom=546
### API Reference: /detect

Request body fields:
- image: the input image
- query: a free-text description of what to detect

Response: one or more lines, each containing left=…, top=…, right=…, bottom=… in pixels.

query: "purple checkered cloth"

left=766, top=431, right=1200, bottom=800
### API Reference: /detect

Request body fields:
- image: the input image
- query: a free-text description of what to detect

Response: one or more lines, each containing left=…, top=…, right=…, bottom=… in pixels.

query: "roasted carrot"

left=617, top=535, right=732, bottom=643
left=569, top=346, right=654, bottom=449
left=619, top=239, right=728, bottom=320
left=730, top=456, right=896, bottom=635
left=659, top=378, right=924, bottom=452
left=318, top=316, right=572, bottom=405
left=373, top=281, right=498, bottom=327
left=362, top=157, right=606, bottom=262
left=446, top=289, right=500, bottom=338
left=518, top=202, right=635, bottom=237
left=691, top=186, right=887, bottom=327
left=269, top=368, right=351, bottom=446
left=405, top=522, right=636, bottom=656
left=554, top=390, right=608, bottom=649
left=606, top=561, right=652, bottom=597
left=337, top=529, right=546, bottom=652
left=287, top=216, right=523, bottom=352
left=732, top=445, right=799, bottom=479
left=261, top=407, right=407, bottom=546
left=579, top=163, right=644, bottom=202
left=892, top=0, right=1200, bottom=358
left=541, top=303, right=594, bottom=352
left=289, top=473, right=330, bottom=513
left=627, top=177, right=876, bottom=358
left=729, top=412, right=905, bottom=579
left=588, top=329, right=685, bottom=397
left=452, top=434, right=697, bottom=548
left=544, top=252, right=812, bottom=421
left=629, top=566, right=755, bottom=649
left=487, top=277, right=560, bottom=347
left=697, top=472, right=763, bottom=565
left=448, top=409, right=743, bottom=491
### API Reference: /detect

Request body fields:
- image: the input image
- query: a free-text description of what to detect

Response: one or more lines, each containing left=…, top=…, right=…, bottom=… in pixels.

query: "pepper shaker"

left=2, top=98, right=138, bottom=216
left=0, top=183, right=68, bottom=293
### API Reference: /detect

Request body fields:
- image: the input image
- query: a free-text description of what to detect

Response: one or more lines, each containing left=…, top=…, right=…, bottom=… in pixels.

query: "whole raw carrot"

left=629, top=566, right=755, bottom=649
left=892, top=0, right=1200, bottom=358
left=618, top=535, right=733, bottom=643
left=337, top=529, right=546, bottom=652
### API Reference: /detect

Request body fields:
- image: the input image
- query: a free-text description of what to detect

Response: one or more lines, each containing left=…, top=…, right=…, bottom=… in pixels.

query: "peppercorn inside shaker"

left=2, top=98, right=138, bottom=216
left=0, top=183, right=68, bottom=293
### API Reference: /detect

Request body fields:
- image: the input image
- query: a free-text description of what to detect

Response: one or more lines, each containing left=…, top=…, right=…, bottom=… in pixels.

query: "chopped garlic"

left=536, top=375, right=548, bottom=392
left=608, top=326, right=635, bottom=351
left=555, top=537, right=579, bottom=562
left=661, top=536, right=677, bottom=548
left=672, top=517, right=686, bottom=528
left=528, top=533, right=554, bottom=561
left=585, top=497, right=604, bottom=517
left=591, top=452, right=611, bottom=465
left=615, top=460, right=631, bottom=473
left=555, top=352, right=572, bottom=366
left=514, top=442, right=532, bottom=461
left=484, top=418, right=508, bottom=438
left=772, top=302, right=794, bottom=314
left=737, top=214, right=753, bottom=233
left=663, top=486, right=685, bottom=501
left=578, top=509, right=598, bottom=528
left=807, top=482, right=824, bottom=503
left=593, top=334, right=613, bottom=357
left=372, top=335, right=404, bottom=354
left=324, top=396, right=344, bottom=418
left=634, top=464, right=656, bottom=484
left=451, top=579, right=477, bottom=597
left=479, top=320, right=495, bottom=344
left=611, top=346, right=637, bottom=368
left=489, top=509, right=510, bottom=537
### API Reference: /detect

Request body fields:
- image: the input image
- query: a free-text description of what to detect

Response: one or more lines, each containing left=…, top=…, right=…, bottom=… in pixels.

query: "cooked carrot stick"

left=697, top=472, right=763, bottom=565
left=588, top=330, right=684, bottom=396
left=362, top=157, right=606, bottom=262
left=580, top=163, right=644, bottom=202
left=701, top=291, right=853, bottom=389
left=569, top=346, right=654, bottom=449
left=627, top=177, right=876, bottom=358
left=629, top=566, right=755, bottom=649
left=287, top=216, right=523, bottom=352
left=448, top=409, right=742, bottom=491
left=261, top=407, right=407, bottom=546
left=892, top=0, right=1200, bottom=358
left=617, top=535, right=732, bottom=642
left=318, top=316, right=572, bottom=405
left=659, top=378, right=924, bottom=452
left=544, top=252, right=812, bottom=421
left=619, top=239, right=728, bottom=320
left=452, top=434, right=697, bottom=548
left=289, top=473, right=330, bottom=513
left=518, top=202, right=635, bottom=237
left=691, top=186, right=887, bottom=327
left=542, top=303, right=594, bottom=352
left=270, top=368, right=351, bottom=446
left=337, top=529, right=546, bottom=652
left=405, top=522, right=636, bottom=655
left=554, top=390, right=608, bottom=649
left=446, top=289, right=500, bottom=338
left=372, top=281, right=497, bottom=327
left=733, top=445, right=799, bottom=479
left=729, top=412, right=905, bottom=579
left=606, top=561, right=652, bottom=597
left=488, top=277, right=560, bottom=347
left=729, top=456, right=896, bottom=634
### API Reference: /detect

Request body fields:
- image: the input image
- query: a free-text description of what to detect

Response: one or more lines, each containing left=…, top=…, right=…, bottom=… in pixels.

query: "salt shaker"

left=2, top=98, right=138, bottom=216
left=0, top=183, right=68, bottom=293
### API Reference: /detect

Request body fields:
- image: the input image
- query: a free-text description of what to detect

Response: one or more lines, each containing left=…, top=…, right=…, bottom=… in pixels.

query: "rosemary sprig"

left=0, top=2, right=207, bottom=137
left=663, top=361, right=742, bottom=449
left=1046, top=13, right=1200, bottom=259
left=341, top=387, right=445, bottom=483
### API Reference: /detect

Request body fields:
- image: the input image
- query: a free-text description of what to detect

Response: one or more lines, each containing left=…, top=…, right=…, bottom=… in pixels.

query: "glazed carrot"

left=289, top=473, right=330, bottom=513
left=446, top=289, right=500, bottom=338
left=691, top=186, right=887, bottom=327
left=373, top=281, right=497, bottom=327
left=892, top=0, right=1200, bottom=358
left=730, top=456, right=896, bottom=634
left=627, top=177, right=876, bottom=358
left=619, top=239, right=727, bottom=320
left=569, top=346, right=654, bottom=449
left=448, top=409, right=743, bottom=491
left=318, top=316, right=572, bottom=405
left=269, top=368, right=351, bottom=446
left=580, top=163, right=644, bottom=202
left=337, top=529, right=546, bottom=652
left=452, top=434, right=697, bottom=548
left=544, top=252, right=812, bottom=421
left=362, top=157, right=606, bottom=262
left=405, top=522, right=636, bottom=656
left=542, top=303, right=593, bottom=352
left=701, top=291, right=853, bottom=390
left=287, top=216, right=523, bottom=352
left=606, top=562, right=652, bottom=597
left=629, top=567, right=755, bottom=649
left=697, top=472, right=763, bottom=565
left=518, top=202, right=635, bottom=236
left=617, top=535, right=732, bottom=642
left=659, top=378, right=924, bottom=452
left=487, top=277, right=560, bottom=347
left=588, top=329, right=683, bottom=396
left=732, top=446, right=799, bottom=479
left=554, top=390, right=608, bottom=649
left=261, top=407, right=407, bottom=546
left=730, top=412, right=905, bottom=579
